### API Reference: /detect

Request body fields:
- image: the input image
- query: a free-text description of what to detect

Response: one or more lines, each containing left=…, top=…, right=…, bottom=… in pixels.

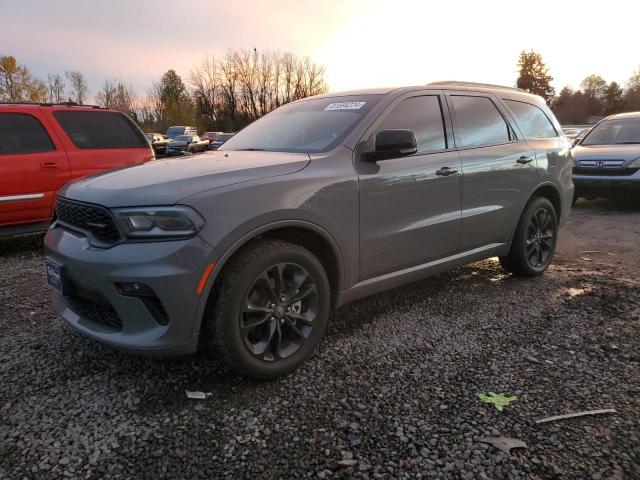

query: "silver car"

left=572, top=112, right=640, bottom=200
left=44, top=82, right=573, bottom=379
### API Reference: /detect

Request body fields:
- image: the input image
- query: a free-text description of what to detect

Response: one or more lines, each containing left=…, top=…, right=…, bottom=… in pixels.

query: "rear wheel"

left=209, top=240, right=330, bottom=379
left=499, top=197, right=558, bottom=277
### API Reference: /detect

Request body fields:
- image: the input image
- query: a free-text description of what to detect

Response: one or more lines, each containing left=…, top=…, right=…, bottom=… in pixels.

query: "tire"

left=499, top=196, right=558, bottom=277
left=209, top=239, right=330, bottom=379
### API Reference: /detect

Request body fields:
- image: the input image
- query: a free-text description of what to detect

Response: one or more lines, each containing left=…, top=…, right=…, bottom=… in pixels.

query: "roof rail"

left=0, top=101, right=104, bottom=109
left=428, top=81, right=529, bottom=94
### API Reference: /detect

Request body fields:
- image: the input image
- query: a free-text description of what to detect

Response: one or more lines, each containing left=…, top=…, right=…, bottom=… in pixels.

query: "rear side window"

left=0, top=113, right=54, bottom=155
left=53, top=111, right=147, bottom=149
left=504, top=99, right=557, bottom=138
left=451, top=96, right=511, bottom=148
left=378, top=96, right=447, bottom=153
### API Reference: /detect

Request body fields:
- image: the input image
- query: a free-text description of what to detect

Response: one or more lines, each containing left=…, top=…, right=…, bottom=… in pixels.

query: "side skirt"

left=335, top=243, right=508, bottom=308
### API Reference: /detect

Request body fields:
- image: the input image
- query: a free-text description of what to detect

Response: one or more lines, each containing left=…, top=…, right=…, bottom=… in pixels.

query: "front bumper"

left=44, top=226, right=218, bottom=355
left=573, top=168, right=640, bottom=196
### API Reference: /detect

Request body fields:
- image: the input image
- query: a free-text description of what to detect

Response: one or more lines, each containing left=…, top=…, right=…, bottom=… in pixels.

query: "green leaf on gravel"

left=478, top=392, right=517, bottom=411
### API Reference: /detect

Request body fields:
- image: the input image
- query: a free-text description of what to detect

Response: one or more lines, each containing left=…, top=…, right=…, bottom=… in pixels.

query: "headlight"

left=630, top=156, right=640, bottom=168
left=112, top=206, right=205, bottom=239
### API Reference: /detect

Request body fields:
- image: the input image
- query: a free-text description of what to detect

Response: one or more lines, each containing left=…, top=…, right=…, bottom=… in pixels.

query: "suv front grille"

left=55, top=198, right=121, bottom=245
left=573, top=167, right=639, bottom=177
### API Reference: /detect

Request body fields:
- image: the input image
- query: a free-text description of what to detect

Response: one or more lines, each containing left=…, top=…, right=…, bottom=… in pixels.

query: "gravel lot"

left=1, top=199, right=639, bottom=479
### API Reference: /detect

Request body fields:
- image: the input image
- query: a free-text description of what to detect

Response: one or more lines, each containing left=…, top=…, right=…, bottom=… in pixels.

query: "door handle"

left=436, top=166, right=458, bottom=176
left=41, top=161, right=59, bottom=170
left=516, top=156, right=534, bottom=164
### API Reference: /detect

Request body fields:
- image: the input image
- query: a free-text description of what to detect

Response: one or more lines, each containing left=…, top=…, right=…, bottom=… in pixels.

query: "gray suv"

left=44, top=82, right=574, bottom=379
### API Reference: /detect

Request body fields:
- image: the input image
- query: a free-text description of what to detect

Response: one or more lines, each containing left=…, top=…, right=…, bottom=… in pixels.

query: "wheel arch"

left=507, top=182, right=562, bottom=244
left=198, top=220, right=345, bottom=323
left=531, top=183, right=562, bottom=219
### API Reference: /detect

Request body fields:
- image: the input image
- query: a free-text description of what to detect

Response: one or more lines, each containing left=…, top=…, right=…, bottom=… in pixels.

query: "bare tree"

left=46, top=73, right=66, bottom=103
left=65, top=70, right=88, bottom=104
left=190, top=56, right=219, bottom=128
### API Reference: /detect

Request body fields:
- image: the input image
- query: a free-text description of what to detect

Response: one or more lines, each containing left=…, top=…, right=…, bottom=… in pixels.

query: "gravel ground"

left=1, top=199, right=639, bottom=479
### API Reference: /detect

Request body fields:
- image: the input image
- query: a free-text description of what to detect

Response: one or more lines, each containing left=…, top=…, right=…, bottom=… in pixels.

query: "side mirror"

left=572, top=137, right=581, bottom=147
left=365, top=129, right=417, bottom=161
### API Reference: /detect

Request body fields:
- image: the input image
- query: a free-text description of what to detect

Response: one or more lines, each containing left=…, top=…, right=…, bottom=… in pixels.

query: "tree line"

left=4, top=49, right=639, bottom=130
left=516, top=50, right=640, bottom=124
left=0, top=49, right=328, bottom=133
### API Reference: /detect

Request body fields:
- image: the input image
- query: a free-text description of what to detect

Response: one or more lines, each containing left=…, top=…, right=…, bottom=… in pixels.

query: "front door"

left=356, top=93, right=462, bottom=279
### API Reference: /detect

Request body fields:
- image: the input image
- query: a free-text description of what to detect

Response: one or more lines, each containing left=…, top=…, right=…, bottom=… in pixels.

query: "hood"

left=169, top=140, right=188, bottom=146
left=572, top=144, right=640, bottom=167
left=60, top=150, right=310, bottom=207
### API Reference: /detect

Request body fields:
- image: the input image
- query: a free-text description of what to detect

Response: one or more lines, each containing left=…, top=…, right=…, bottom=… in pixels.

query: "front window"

left=220, top=95, right=382, bottom=153
left=175, top=135, right=192, bottom=142
left=581, top=117, right=640, bottom=145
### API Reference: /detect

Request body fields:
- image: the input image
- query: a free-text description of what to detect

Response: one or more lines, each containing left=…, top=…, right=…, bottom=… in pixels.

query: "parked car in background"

left=166, top=135, right=209, bottom=155
left=209, top=132, right=235, bottom=150
left=165, top=125, right=197, bottom=140
left=146, top=133, right=170, bottom=155
left=44, top=83, right=573, bottom=379
left=0, top=102, right=153, bottom=236
left=572, top=112, right=640, bottom=201
left=201, top=131, right=223, bottom=145
left=562, top=127, right=585, bottom=141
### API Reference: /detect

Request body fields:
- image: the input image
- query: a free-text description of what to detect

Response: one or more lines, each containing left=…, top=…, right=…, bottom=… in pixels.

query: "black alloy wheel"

left=240, top=262, right=318, bottom=361
left=525, top=207, right=555, bottom=268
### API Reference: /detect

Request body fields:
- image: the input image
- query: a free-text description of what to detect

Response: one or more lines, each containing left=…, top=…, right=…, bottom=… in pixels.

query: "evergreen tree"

left=516, top=50, right=555, bottom=103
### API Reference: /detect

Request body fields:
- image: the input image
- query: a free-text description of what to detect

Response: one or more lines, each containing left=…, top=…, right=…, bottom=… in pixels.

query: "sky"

left=1, top=0, right=639, bottom=101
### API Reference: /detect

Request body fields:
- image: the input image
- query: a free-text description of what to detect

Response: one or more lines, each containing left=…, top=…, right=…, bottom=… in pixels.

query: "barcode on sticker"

left=324, top=102, right=366, bottom=111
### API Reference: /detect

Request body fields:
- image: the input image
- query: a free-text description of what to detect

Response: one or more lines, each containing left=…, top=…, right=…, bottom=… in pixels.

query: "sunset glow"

left=2, top=0, right=639, bottom=96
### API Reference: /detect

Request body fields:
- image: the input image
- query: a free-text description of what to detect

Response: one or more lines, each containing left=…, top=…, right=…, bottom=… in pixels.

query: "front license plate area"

left=45, top=259, right=66, bottom=294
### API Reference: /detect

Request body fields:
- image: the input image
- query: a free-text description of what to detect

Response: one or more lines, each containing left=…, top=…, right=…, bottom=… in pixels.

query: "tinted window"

left=504, top=100, right=556, bottom=138
left=221, top=95, right=382, bottom=153
left=0, top=113, right=55, bottom=155
left=451, top=96, right=511, bottom=148
left=54, top=111, right=146, bottom=149
left=378, top=96, right=446, bottom=153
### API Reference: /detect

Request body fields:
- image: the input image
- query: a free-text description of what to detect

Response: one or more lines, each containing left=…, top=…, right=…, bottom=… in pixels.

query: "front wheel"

left=499, top=196, right=558, bottom=277
left=208, top=240, right=330, bottom=379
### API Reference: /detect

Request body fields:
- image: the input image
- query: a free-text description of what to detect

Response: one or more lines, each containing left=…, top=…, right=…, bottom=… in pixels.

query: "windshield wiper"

left=615, top=141, right=640, bottom=144
left=236, top=148, right=267, bottom=151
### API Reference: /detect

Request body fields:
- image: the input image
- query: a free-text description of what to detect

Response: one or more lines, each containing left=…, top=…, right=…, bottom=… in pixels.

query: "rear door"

left=446, top=91, right=537, bottom=250
left=0, top=109, right=70, bottom=227
left=44, top=109, right=152, bottom=179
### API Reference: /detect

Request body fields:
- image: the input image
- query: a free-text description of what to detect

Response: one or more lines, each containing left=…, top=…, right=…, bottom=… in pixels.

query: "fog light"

left=115, top=282, right=154, bottom=296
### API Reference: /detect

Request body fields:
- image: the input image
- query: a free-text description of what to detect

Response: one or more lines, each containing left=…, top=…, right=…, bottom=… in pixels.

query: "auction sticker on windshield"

left=324, top=102, right=366, bottom=111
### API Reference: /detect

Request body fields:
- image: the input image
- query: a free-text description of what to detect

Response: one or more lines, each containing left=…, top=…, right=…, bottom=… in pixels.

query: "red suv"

left=0, top=103, right=154, bottom=236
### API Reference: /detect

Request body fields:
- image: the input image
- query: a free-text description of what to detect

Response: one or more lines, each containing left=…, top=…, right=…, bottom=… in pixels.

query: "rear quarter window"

left=0, top=113, right=55, bottom=155
left=503, top=99, right=557, bottom=139
left=53, top=111, right=147, bottom=149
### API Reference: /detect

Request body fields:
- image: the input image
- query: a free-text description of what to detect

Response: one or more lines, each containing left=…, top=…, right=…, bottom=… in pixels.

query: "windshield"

left=582, top=118, right=640, bottom=145
left=220, top=95, right=382, bottom=153
left=215, top=134, right=234, bottom=142
left=175, top=135, right=192, bottom=142
left=166, top=127, right=185, bottom=139
left=145, top=133, right=153, bottom=140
